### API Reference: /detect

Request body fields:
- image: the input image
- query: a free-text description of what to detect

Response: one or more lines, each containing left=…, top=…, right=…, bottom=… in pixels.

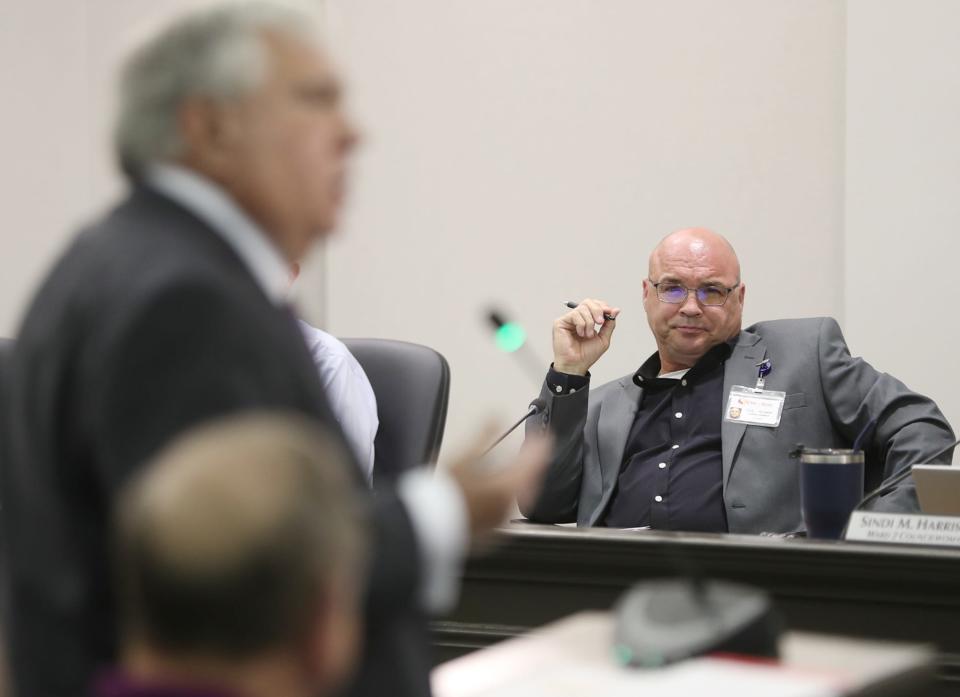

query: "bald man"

left=103, top=413, right=365, bottom=697
left=521, top=228, right=954, bottom=534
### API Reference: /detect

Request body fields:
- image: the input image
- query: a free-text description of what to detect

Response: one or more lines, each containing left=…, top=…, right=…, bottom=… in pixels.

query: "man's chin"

left=313, top=205, right=341, bottom=235
left=668, top=334, right=711, bottom=358
left=283, top=224, right=334, bottom=264
left=305, top=210, right=339, bottom=239
left=671, top=330, right=708, bottom=347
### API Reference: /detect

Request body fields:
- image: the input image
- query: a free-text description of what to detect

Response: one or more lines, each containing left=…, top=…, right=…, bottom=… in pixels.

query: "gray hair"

left=114, top=1, right=322, bottom=177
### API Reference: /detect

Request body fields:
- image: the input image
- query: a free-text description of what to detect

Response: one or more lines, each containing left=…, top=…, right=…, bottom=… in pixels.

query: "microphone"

left=482, top=398, right=547, bottom=455
left=852, top=437, right=960, bottom=511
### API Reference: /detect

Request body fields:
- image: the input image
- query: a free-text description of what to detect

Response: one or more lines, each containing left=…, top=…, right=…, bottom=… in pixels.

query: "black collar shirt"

left=601, top=341, right=733, bottom=532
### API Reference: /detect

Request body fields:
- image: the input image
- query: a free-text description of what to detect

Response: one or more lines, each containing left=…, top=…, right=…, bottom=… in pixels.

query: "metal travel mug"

left=799, top=449, right=865, bottom=539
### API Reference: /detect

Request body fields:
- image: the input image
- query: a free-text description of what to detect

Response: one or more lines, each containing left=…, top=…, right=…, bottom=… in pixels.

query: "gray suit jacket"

left=522, top=317, right=955, bottom=534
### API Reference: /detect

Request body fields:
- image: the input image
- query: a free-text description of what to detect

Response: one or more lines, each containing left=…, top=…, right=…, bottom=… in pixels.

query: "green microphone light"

left=488, top=310, right=526, bottom=353
left=495, top=322, right=526, bottom=353
left=486, top=308, right=548, bottom=384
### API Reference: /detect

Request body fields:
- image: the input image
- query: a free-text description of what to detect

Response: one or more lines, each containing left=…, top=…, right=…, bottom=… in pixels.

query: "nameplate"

left=845, top=511, right=960, bottom=547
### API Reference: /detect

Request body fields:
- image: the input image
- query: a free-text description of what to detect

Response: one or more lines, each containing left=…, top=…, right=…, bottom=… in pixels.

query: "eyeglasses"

left=649, top=279, right=740, bottom=306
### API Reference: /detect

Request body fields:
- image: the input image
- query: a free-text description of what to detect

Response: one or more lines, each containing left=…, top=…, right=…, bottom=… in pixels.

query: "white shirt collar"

left=144, top=163, right=291, bottom=304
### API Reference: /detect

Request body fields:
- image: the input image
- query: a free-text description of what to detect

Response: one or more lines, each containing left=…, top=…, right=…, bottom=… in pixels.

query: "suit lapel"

left=597, top=376, right=643, bottom=497
left=722, top=331, right=766, bottom=490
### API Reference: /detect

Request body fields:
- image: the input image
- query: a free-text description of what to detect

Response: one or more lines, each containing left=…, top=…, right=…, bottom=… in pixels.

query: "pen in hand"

left=564, top=301, right=616, bottom=322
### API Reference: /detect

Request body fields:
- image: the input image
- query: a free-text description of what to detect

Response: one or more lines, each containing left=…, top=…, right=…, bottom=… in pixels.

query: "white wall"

left=1, top=2, right=956, bottom=461
left=323, top=0, right=846, bottom=454
left=0, top=2, right=94, bottom=338
left=0, top=0, right=205, bottom=338
left=845, top=0, right=960, bottom=439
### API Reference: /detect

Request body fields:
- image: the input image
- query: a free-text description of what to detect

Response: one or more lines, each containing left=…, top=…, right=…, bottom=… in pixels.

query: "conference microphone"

left=852, top=436, right=960, bottom=511
left=482, top=398, right=547, bottom=456
left=612, top=493, right=782, bottom=668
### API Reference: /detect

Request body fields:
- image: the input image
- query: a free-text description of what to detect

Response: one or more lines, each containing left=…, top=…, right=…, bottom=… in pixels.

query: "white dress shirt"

left=298, top=320, right=378, bottom=485
left=145, top=164, right=467, bottom=611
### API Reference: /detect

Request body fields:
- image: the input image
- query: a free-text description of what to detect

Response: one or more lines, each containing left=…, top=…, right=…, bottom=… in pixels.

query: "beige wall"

left=1, top=1, right=94, bottom=338
left=0, top=0, right=199, bottom=337
left=323, top=0, right=847, bottom=452
left=845, top=0, right=960, bottom=439
left=0, top=2, right=956, bottom=459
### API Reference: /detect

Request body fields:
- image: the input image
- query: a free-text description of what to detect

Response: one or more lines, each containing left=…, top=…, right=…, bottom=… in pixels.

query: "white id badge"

left=724, top=385, right=786, bottom=428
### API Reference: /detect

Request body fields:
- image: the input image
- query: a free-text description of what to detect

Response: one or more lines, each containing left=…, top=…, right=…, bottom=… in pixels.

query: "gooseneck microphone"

left=853, top=437, right=960, bottom=511
left=482, top=398, right=547, bottom=455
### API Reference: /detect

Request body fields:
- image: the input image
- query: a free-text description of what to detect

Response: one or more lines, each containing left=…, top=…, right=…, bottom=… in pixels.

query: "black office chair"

left=0, top=337, right=11, bottom=417
left=0, top=339, right=12, bottom=604
left=342, top=338, right=450, bottom=487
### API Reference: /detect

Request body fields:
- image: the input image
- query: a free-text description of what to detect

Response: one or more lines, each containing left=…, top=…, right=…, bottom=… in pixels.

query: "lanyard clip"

left=755, top=359, right=772, bottom=390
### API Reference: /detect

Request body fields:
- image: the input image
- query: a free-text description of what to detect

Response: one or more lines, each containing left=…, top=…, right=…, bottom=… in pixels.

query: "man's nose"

left=679, top=291, right=702, bottom=316
left=345, top=121, right=361, bottom=151
left=339, top=112, right=362, bottom=152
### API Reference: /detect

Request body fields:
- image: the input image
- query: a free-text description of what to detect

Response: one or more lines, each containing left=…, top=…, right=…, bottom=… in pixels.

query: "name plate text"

left=846, top=511, right=960, bottom=547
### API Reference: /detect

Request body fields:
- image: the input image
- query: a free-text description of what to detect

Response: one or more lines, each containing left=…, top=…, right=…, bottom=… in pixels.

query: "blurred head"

left=115, top=412, right=366, bottom=697
left=642, top=228, right=745, bottom=371
left=115, top=1, right=358, bottom=261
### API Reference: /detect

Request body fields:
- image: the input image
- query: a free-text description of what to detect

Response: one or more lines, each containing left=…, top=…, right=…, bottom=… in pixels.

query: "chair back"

left=342, top=338, right=450, bottom=486
left=0, top=339, right=12, bottom=582
left=0, top=337, right=11, bottom=411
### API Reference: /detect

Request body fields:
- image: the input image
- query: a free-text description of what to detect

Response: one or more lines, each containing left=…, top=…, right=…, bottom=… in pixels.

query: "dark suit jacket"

left=0, top=187, right=428, bottom=697
left=523, top=317, right=955, bottom=533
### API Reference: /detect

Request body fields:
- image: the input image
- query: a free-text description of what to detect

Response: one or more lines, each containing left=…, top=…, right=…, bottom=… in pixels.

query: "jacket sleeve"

left=816, top=316, right=955, bottom=512
left=519, top=377, right=592, bottom=523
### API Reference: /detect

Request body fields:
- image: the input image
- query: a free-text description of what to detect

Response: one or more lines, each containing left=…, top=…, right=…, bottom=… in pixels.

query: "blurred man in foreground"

left=1, top=3, right=547, bottom=696
left=522, top=228, right=953, bottom=533
left=100, top=413, right=365, bottom=697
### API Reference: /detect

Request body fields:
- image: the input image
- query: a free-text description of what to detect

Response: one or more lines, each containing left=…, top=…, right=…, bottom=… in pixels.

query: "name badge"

left=724, top=385, right=785, bottom=428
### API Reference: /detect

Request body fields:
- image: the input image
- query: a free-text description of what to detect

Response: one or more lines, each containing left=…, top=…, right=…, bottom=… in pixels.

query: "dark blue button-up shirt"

left=601, top=341, right=732, bottom=532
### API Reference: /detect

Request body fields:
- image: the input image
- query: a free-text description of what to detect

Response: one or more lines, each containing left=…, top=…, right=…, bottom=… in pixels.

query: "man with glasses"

left=520, top=228, right=954, bottom=534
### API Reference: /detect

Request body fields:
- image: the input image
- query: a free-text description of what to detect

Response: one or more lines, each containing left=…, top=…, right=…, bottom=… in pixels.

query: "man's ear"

left=302, top=585, right=361, bottom=695
left=177, top=98, right=240, bottom=166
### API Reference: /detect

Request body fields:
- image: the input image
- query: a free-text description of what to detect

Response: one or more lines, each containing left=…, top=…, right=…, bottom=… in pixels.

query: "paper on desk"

left=608, top=525, right=651, bottom=532
left=456, top=658, right=839, bottom=697
left=433, top=613, right=855, bottom=697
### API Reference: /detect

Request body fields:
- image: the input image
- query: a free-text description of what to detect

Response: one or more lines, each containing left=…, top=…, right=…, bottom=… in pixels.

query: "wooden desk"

left=434, top=612, right=934, bottom=697
left=433, top=524, right=960, bottom=696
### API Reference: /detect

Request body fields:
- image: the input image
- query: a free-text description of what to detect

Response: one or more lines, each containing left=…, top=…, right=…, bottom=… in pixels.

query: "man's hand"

left=552, top=298, right=620, bottom=375
left=447, top=426, right=551, bottom=543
